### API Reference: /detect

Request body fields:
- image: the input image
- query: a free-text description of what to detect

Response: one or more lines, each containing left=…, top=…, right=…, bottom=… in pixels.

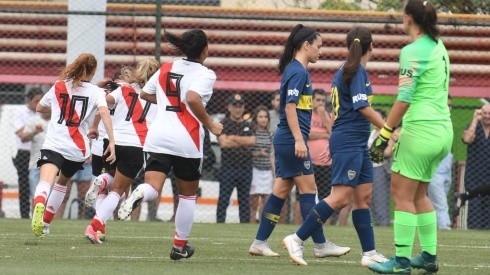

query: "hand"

left=87, top=128, right=99, bottom=139
left=474, top=109, right=482, bottom=121
left=104, top=140, right=116, bottom=164
left=318, top=149, right=331, bottom=163
left=369, top=124, right=393, bottom=163
left=34, top=124, right=44, bottom=134
left=294, top=140, right=307, bottom=160
left=209, top=122, right=223, bottom=136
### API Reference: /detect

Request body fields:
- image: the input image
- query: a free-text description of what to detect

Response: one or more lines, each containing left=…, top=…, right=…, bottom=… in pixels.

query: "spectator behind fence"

left=455, top=184, right=490, bottom=216
left=367, top=109, right=391, bottom=227
left=428, top=95, right=453, bottom=230
left=249, top=105, right=274, bottom=223
left=269, top=91, right=280, bottom=134
left=461, top=104, right=490, bottom=229
left=25, top=110, right=50, bottom=211
left=216, top=93, right=255, bottom=223
left=12, top=87, right=44, bottom=219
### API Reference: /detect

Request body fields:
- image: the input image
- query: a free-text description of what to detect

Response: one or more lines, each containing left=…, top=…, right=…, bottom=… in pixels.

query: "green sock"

left=417, top=211, right=437, bottom=255
left=394, top=211, right=417, bottom=258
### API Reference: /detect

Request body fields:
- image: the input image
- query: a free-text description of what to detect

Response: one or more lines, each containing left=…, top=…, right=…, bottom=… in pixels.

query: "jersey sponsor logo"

left=304, top=160, right=311, bottom=169
left=352, top=93, right=368, bottom=103
left=347, top=170, right=356, bottom=180
left=287, top=88, right=299, bottom=97
left=399, top=68, right=413, bottom=77
left=297, top=95, right=312, bottom=110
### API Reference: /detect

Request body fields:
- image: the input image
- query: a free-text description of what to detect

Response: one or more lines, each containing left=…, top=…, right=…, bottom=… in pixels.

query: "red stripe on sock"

left=33, top=196, right=46, bottom=206
left=91, top=218, right=106, bottom=234
left=173, top=238, right=187, bottom=248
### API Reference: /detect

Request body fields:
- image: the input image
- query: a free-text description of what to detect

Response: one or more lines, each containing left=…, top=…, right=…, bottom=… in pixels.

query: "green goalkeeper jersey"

left=397, top=34, right=451, bottom=124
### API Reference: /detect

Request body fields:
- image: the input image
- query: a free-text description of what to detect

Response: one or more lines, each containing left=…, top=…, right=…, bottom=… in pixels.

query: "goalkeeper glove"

left=369, top=124, right=394, bottom=163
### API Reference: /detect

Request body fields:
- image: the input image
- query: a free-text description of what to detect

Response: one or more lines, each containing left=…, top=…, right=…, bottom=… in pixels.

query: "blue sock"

left=255, top=194, right=285, bottom=241
left=352, top=208, right=375, bottom=252
left=299, top=193, right=326, bottom=243
left=296, top=200, right=334, bottom=241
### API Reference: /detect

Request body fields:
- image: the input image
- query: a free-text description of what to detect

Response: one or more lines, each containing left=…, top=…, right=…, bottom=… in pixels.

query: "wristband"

left=379, top=124, right=394, bottom=140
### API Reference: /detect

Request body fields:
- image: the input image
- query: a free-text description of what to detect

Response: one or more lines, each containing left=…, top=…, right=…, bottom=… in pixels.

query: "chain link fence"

left=0, top=0, right=488, bottom=229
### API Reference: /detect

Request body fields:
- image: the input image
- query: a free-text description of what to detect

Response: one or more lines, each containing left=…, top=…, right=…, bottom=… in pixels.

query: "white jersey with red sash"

left=108, top=82, right=156, bottom=147
left=40, top=79, right=107, bottom=162
left=142, top=59, right=216, bottom=158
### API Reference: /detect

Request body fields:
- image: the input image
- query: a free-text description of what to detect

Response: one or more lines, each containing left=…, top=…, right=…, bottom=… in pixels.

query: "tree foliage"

left=319, top=0, right=361, bottom=11
left=374, top=0, right=490, bottom=14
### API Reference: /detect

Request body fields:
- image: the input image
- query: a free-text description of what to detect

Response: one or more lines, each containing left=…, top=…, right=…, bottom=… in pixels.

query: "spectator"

left=454, top=184, right=490, bottom=215
left=12, top=87, right=44, bottom=219
left=269, top=91, right=280, bottom=134
left=25, top=110, right=50, bottom=211
left=461, top=104, right=490, bottom=229
left=428, top=96, right=453, bottom=230
left=249, top=105, right=274, bottom=223
left=216, top=93, right=255, bottom=223
left=367, top=109, right=391, bottom=226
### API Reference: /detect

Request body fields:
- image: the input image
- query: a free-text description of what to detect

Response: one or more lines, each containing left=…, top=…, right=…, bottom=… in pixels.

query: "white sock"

left=98, top=173, right=114, bottom=190
left=139, top=183, right=158, bottom=202
left=45, top=183, right=67, bottom=214
left=96, top=191, right=120, bottom=223
left=96, top=193, right=107, bottom=210
left=174, top=194, right=197, bottom=241
left=33, top=181, right=52, bottom=203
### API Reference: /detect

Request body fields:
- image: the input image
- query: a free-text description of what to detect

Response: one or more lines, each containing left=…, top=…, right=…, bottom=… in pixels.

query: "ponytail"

left=59, top=53, right=97, bottom=88
left=342, top=27, right=372, bottom=85
left=405, top=0, right=439, bottom=42
left=164, top=29, right=208, bottom=60
left=278, top=24, right=319, bottom=74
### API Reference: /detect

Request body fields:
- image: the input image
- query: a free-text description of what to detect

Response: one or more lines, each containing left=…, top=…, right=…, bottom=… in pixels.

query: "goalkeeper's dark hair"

left=405, top=0, right=439, bottom=42
left=59, top=53, right=97, bottom=88
left=278, top=24, right=320, bottom=74
left=164, top=29, right=208, bottom=60
left=342, top=26, right=372, bottom=85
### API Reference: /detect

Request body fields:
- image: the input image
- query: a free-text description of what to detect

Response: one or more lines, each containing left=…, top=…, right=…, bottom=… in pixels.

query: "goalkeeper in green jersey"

left=368, top=0, right=453, bottom=274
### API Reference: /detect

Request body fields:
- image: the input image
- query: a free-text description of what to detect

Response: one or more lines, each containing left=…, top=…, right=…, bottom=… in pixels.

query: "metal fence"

left=0, top=1, right=488, bottom=229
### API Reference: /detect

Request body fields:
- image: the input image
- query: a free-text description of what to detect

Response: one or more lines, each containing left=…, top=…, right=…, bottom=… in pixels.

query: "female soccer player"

left=249, top=24, right=350, bottom=259
left=83, top=58, right=160, bottom=244
left=31, top=53, right=116, bottom=237
left=117, top=29, right=223, bottom=260
left=282, top=26, right=388, bottom=266
left=368, top=0, right=452, bottom=273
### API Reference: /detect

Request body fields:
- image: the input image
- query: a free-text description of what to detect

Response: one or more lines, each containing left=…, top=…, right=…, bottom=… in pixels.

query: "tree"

left=320, top=0, right=362, bottom=11
left=374, top=0, right=490, bottom=14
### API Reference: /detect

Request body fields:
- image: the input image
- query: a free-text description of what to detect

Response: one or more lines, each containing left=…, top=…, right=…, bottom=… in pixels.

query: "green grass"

left=1, top=220, right=489, bottom=274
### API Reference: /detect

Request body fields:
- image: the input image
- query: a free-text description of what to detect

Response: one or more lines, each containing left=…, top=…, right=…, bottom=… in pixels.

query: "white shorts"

left=91, top=138, right=104, bottom=157
left=250, top=167, right=273, bottom=195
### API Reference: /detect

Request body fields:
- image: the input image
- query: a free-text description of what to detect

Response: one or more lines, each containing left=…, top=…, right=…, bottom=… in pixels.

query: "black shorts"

left=103, top=139, right=144, bottom=179
left=37, top=149, right=85, bottom=178
left=144, top=152, right=201, bottom=181
left=91, top=154, right=104, bottom=177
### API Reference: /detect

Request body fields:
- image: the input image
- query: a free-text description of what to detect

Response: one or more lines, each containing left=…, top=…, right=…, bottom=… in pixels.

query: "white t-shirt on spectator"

left=12, top=105, right=39, bottom=151
left=24, top=116, right=49, bottom=169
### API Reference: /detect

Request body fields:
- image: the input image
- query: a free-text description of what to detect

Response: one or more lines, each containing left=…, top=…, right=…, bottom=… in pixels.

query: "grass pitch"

left=1, top=219, right=489, bottom=274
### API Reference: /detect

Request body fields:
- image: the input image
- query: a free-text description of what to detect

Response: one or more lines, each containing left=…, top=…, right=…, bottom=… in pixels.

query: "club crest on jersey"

left=304, top=160, right=311, bottom=169
left=347, top=170, right=356, bottom=180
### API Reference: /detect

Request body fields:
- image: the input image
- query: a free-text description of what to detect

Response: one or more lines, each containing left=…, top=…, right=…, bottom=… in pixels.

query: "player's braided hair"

left=59, top=53, right=97, bottom=88
left=164, top=29, right=208, bottom=60
left=278, top=24, right=319, bottom=74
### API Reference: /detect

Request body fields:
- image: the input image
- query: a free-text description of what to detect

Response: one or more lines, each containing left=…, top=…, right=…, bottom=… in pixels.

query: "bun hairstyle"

left=405, top=0, right=439, bottom=42
left=278, top=24, right=320, bottom=74
left=342, top=26, right=372, bottom=85
left=59, top=53, right=97, bottom=88
left=164, top=29, right=208, bottom=60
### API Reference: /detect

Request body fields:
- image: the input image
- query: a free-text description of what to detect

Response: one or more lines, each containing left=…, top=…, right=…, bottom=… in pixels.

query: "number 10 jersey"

left=142, top=59, right=216, bottom=158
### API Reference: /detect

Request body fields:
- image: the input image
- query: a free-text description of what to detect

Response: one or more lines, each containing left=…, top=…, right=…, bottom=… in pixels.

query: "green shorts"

left=391, top=122, right=453, bottom=182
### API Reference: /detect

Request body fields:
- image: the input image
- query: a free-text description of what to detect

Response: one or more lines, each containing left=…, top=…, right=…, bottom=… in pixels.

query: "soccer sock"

left=95, top=191, right=120, bottom=223
left=139, top=183, right=158, bottom=202
left=32, top=181, right=52, bottom=206
left=91, top=217, right=105, bottom=234
left=43, top=183, right=67, bottom=224
left=296, top=200, right=334, bottom=241
left=352, top=208, right=375, bottom=252
left=97, top=173, right=114, bottom=191
left=174, top=194, right=197, bottom=249
left=96, top=193, right=107, bottom=210
left=255, top=194, right=285, bottom=241
left=417, top=211, right=437, bottom=255
left=299, top=193, right=326, bottom=244
left=394, top=211, right=417, bottom=258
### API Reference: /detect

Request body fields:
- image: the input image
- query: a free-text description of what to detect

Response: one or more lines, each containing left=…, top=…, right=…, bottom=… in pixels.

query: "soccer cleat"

left=368, top=256, right=411, bottom=274
left=249, top=241, right=280, bottom=256
left=42, top=223, right=50, bottom=237
left=410, top=251, right=438, bottom=273
left=84, top=177, right=105, bottom=207
left=85, top=224, right=103, bottom=244
left=170, top=244, right=195, bottom=260
left=118, top=187, right=144, bottom=220
left=313, top=240, right=351, bottom=258
left=282, top=234, right=307, bottom=266
left=98, top=231, right=106, bottom=242
left=31, top=202, right=45, bottom=237
left=361, top=250, right=389, bottom=267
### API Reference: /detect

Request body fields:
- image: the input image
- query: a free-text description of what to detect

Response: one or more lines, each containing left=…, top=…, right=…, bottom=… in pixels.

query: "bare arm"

left=285, top=102, right=307, bottom=159
left=309, top=131, right=329, bottom=140
left=36, top=103, right=51, bottom=114
left=186, top=91, right=222, bottom=136
left=386, top=101, right=410, bottom=129
left=230, top=135, right=256, bottom=147
left=358, top=106, right=385, bottom=129
left=462, top=109, right=481, bottom=144
left=140, top=91, right=157, bottom=104
left=18, top=125, right=43, bottom=143
left=98, top=106, right=116, bottom=163
left=218, top=134, right=241, bottom=148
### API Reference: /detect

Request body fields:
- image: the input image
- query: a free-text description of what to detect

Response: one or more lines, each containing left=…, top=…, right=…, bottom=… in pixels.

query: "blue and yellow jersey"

left=329, top=64, right=373, bottom=152
left=274, top=59, right=313, bottom=145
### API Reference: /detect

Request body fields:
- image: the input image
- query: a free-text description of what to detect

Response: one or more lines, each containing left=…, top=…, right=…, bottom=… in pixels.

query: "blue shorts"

left=71, top=163, right=93, bottom=182
left=274, top=144, right=314, bottom=179
left=331, top=150, right=373, bottom=187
